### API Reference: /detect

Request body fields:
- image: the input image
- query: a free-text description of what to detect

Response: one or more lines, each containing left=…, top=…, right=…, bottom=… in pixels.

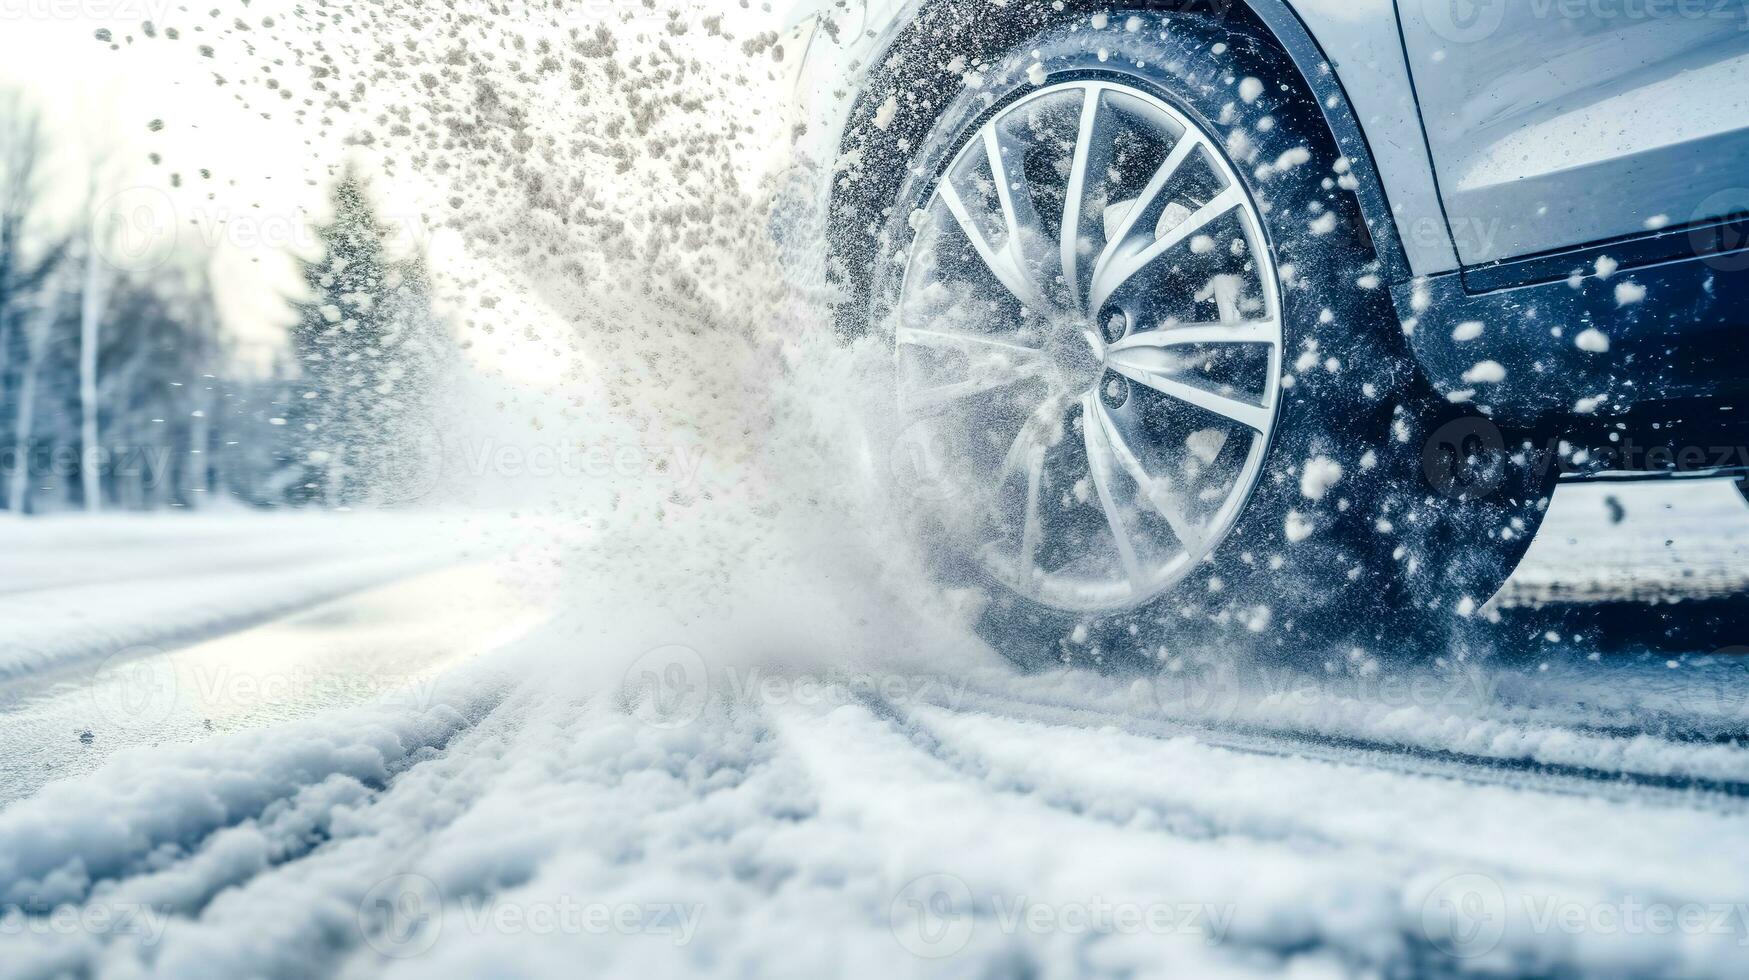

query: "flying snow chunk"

left=1574, top=395, right=1606, bottom=414
left=1026, top=62, right=1048, bottom=86
left=1451, top=321, right=1484, bottom=342
left=1300, top=457, right=1343, bottom=502
left=1187, top=428, right=1228, bottom=464
left=1575, top=328, right=1611, bottom=353
left=1274, top=146, right=1311, bottom=172
left=1462, top=360, right=1506, bottom=384
left=1091, top=12, right=1108, bottom=28
left=1645, top=214, right=1670, bottom=230
left=1239, top=77, right=1264, bottom=104
left=873, top=95, right=899, bottom=131
left=1594, top=255, right=1618, bottom=280
left=1615, top=281, right=1646, bottom=306
left=1285, top=510, right=1314, bottom=542
left=1308, top=212, right=1337, bottom=235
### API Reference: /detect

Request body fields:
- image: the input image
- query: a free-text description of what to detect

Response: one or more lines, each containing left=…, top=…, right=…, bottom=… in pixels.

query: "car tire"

left=865, top=11, right=1556, bottom=666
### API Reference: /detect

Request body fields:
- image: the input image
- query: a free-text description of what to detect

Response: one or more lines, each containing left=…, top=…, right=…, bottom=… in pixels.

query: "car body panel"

left=1273, top=0, right=1458, bottom=274
left=1397, top=0, right=1749, bottom=267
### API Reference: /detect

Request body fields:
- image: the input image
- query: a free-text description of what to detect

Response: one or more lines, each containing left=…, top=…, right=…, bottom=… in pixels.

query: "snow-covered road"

left=0, top=484, right=1746, bottom=979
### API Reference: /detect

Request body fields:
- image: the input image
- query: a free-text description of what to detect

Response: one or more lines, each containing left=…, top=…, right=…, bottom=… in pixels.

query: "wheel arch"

left=824, top=0, right=1415, bottom=335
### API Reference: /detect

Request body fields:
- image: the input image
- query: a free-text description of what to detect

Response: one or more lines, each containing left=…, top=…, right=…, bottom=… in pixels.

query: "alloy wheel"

left=893, top=79, right=1284, bottom=613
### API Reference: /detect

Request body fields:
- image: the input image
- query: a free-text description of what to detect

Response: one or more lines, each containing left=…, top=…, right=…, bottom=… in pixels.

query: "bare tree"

left=6, top=279, right=64, bottom=514
left=0, top=91, right=65, bottom=513
left=77, top=178, right=117, bottom=513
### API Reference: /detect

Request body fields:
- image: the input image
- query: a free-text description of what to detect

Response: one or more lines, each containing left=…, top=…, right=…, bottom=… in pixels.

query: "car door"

left=1396, top=0, right=1749, bottom=268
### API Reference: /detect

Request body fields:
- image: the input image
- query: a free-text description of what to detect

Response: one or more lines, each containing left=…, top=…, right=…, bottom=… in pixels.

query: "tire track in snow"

left=917, top=669, right=1749, bottom=804
left=0, top=665, right=522, bottom=979
left=894, top=703, right=1749, bottom=904
left=815, top=695, right=1749, bottom=977
left=769, top=698, right=1420, bottom=976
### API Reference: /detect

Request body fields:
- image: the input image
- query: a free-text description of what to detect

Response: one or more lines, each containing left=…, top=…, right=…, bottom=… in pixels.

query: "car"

left=772, top=0, right=1749, bottom=658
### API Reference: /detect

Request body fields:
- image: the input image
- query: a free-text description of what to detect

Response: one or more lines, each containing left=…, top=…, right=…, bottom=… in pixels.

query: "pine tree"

left=286, top=168, right=448, bottom=506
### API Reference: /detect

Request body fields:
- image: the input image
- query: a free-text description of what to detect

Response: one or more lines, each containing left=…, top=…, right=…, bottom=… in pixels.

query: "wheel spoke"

left=938, top=182, right=1050, bottom=313
left=1089, top=184, right=1246, bottom=314
left=1090, top=132, right=1203, bottom=292
left=996, top=390, right=1072, bottom=485
left=1059, top=86, right=1102, bottom=312
left=1018, top=442, right=1046, bottom=574
left=993, top=391, right=1070, bottom=576
left=1102, top=355, right=1273, bottom=432
left=1089, top=400, right=1206, bottom=553
left=985, top=116, right=1074, bottom=314
left=1081, top=393, right=1144, bottom=594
